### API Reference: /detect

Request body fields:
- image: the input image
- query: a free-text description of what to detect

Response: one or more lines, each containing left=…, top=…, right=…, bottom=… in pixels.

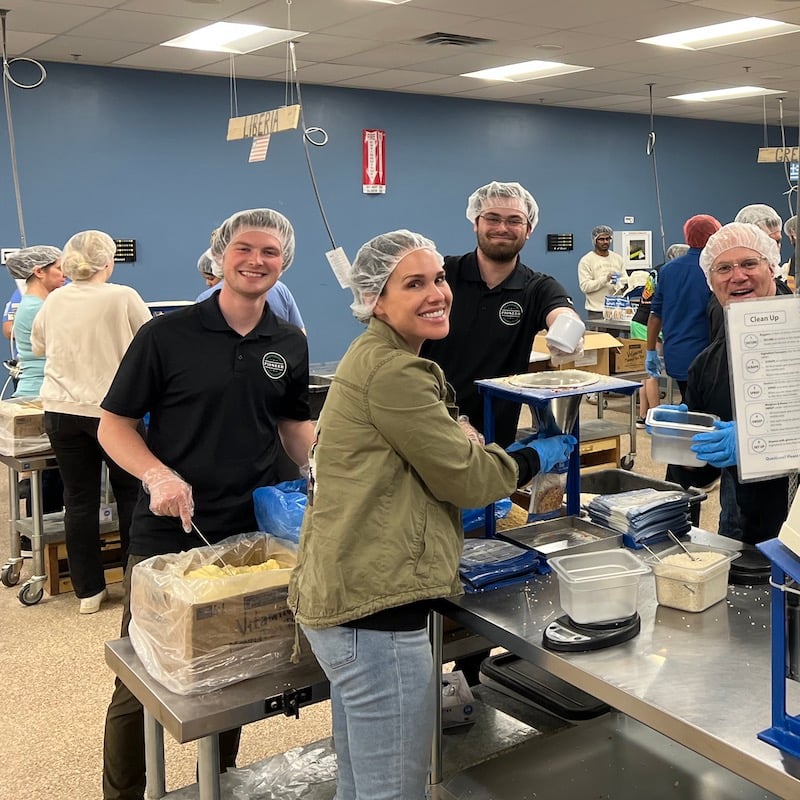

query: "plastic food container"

left=548, top=549, right=651, bottom=624
left=644, top=543, right=740, bottom=613
left=645, top=407, right=719, bottom=467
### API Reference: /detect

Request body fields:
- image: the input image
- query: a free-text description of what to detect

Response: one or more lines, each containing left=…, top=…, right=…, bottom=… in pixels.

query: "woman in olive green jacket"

left=289, top=230, right=575, bottom=800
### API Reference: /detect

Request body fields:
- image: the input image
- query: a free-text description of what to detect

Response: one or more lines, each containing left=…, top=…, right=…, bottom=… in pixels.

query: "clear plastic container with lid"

left=645, top=407, right=719, bottom=467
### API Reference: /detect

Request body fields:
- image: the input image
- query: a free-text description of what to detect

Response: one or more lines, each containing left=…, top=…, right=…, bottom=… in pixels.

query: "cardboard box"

left=0, top=398, right=49, bottom=456
left=531, top=332, right=621, bottom=376
left=441, top=670, right=476, bottom=727
left=130, top=535, right=307, bottom=694
left=611, top=339, right=646, bottom=373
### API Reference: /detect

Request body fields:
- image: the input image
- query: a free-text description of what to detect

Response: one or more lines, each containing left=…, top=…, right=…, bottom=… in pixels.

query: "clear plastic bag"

left=0, top=397, right=50, bottom=456
left=129, top=533, right=305, bottom=695
left=528, top=471, right=566, bottom=519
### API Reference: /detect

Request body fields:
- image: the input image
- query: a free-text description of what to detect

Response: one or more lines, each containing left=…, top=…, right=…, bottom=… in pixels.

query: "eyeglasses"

left=709, top=257, right=766, bottom=277
left=478, top=213, right=528, bottom=230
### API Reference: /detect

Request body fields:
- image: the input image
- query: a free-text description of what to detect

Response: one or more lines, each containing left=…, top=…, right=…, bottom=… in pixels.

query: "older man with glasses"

left=421, top=180, right=579, bottom=450
left=661, top=222, right=791, bottom=559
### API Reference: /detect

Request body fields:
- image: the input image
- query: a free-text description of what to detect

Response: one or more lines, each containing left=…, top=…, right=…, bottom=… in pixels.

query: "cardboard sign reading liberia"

left=227, top=104, right=301, bottom=141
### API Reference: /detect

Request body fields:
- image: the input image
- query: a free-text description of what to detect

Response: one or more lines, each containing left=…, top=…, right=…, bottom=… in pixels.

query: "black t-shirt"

left=101, top=293, right=310, bottom=557
left=420, top=250, right=573, bottom=447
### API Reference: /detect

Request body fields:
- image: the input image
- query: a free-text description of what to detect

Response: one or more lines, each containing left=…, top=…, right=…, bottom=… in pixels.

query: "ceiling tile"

left=27, top=35, right=148, bottom=64
left=5, top=0, right=109, bottom=34
left=120, top=0, right=261, bottom=18
left=335, top=69, right=448, bottom=90
left=67, top=10, right=210, bottom=44
left=113, top=45, right=226, bottom=70
left=332, top=43, right=444, bottom=69
left=316, top=6, right=482, bottom=41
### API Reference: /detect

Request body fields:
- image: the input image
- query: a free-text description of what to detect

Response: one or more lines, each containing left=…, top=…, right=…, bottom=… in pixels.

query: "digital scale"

left=543, top=613, right=641, bottom=653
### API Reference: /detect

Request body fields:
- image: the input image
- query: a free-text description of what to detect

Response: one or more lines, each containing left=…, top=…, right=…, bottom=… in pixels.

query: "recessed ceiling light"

left=639, top=17, right=800, bottom=50
left=669, top=86, right=785, bottom=102
left=462, top=60, right=592, bottom=82
left=161, top=22, right=307, bottom=54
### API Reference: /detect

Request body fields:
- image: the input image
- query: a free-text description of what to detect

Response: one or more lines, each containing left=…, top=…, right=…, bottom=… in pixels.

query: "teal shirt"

left=12, top=294, right=45, bottom=397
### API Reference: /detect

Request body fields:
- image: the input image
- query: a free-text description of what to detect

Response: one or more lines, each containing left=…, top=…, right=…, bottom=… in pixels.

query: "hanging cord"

left=646, top=85, right=666, bottom=263
left=763, top=95, right=769, bottom=149
left=1, top=10, right=46, bottom=247
left=229, top=54, right=238, bottom=118
left=287, top=36, right=335, bottom=248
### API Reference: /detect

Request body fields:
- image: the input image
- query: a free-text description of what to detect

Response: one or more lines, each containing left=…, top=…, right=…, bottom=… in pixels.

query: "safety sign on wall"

left=362, top=129, right=386, bottom=194
left=726, top=295, right=800, bottom=481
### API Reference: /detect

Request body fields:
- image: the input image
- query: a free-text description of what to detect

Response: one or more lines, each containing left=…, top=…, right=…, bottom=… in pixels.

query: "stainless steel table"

left=105, top=639, right=329, bottom=800
left=436, top=530, right=800, bottom=799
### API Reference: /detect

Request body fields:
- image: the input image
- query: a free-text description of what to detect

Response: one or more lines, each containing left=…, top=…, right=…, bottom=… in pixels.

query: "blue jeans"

left=301, top=624, right=435, bottom=800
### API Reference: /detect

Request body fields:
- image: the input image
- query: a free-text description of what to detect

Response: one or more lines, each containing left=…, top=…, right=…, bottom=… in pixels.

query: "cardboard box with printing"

left=129, top=533, right=309, bottom=695
left=611, top=339, right=647, bottom=373
left=0, top=397, right=49, bottom=456
left=531, top=332, right=621, bottom=376
left=441, top=670, right=476, bottom=727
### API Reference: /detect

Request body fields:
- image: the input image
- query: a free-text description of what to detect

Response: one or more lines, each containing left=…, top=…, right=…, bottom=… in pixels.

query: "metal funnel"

left=532, top=394, right=582, bottom=437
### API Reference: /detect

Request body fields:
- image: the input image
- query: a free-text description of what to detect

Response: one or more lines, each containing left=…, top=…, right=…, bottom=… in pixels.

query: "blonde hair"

left=61, top=230, right=115, bottom=281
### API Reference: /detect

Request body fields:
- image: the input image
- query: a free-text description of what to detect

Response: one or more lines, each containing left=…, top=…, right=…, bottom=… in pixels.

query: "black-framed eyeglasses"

left=709, top=257, right=766, bottom=277
left=478, top=213, right=528, bottom=230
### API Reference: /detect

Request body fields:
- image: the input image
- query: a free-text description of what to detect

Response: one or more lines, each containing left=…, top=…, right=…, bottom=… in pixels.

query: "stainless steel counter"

left=438, top=530, right=800, bottom=799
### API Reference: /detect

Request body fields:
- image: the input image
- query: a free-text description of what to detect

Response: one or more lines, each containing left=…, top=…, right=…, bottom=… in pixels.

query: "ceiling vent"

left=414, top=32, right=494, bottom=47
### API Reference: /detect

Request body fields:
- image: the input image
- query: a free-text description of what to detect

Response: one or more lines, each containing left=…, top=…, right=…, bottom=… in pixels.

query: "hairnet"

left=785, top=215, right=797, bottom=237
left=209, top=208, right=295, bottom=272
left=699, top=222, right=781, bottom=282
left=592, top=225, right=613, bottom=244
left=6, top=245, right=62, bottom=280
left=196, top=249, right=215, bottom=278
left=348, top=229, right=443, bottom=323
left=465, top=182, right=538, bottom=229
left=683, top=214, right=721, bottom=249
left=665, top=243, right=689, bottom=261
left=734, top=204, right=782, bottom=233
left=61, top=231, right=116, bottom=281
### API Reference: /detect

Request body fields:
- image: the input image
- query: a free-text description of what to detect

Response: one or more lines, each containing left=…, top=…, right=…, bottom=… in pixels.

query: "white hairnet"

left=61, top=231, right=116, bottom=281
left=209, top=208, right=295, bottom=273
left=465, top=182, right=538, bottom=229
left=699, top=222, right=781, bottom=283
left=592, top=225, right=613, bottom=243
left=348, top=229, right=443, bottom=323
left=734, top=203, right=782, bottom=233
left=196, top=249, right=215, bottom=277
left=665, top=243, right=689, bottom=261
left=784, top=215, right=797, bottom=237
left=6, top=245, right=62, bottom=280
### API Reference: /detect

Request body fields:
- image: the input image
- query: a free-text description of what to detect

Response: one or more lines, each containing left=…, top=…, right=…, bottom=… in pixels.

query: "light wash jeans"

left=301, top=623, right=435, bottom=800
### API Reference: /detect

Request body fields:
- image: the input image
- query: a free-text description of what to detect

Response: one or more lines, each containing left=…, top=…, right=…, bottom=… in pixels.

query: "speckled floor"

left=0, top=392, right=720, bottom=800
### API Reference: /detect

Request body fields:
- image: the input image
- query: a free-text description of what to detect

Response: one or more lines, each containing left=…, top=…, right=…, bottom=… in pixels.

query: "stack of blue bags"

left=585, top=488, right=692, bottom=549
left=459, top=539, right=549, bottom=593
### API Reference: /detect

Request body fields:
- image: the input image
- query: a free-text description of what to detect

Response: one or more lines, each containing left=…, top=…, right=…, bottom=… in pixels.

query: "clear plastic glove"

left=548, top=336, right=585, bottom=367
left=142, top=466, right=194, bottom=533
left=524, top=434, right=578, bottom=474
left=457, top=415, right=485, bottom=445
left=691, top=420, right=738, bottom=468
left=645, top=350, right=663, bottom=378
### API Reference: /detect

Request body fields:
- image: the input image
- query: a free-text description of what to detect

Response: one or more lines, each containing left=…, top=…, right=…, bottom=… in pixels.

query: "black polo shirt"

left=421, top=250, right=573, bottom=446
left=101, top=293, right=310, bottom=557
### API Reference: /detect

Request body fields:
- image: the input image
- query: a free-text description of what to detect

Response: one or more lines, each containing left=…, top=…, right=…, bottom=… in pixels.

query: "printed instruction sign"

left=726, top=295, right=800, bottom=481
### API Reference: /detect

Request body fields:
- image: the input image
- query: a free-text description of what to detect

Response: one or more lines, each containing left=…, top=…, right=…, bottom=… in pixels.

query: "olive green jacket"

left=288, top=318, right=519, bottom=628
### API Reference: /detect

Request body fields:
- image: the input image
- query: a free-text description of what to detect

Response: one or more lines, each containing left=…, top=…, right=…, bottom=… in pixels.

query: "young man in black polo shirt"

left=98, top=208, right=315, bottom=800
left=421, top=180, right=579, bottom=447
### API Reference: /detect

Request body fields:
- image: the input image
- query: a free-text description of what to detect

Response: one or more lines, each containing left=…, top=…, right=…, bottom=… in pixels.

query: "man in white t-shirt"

left=577, top=225, right=624, bottom=319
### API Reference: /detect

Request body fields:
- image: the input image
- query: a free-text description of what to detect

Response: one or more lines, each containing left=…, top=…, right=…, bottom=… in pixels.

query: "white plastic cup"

left=610, top=272, right=620, bottom=285
left=545, top=315, right=586, bottom=353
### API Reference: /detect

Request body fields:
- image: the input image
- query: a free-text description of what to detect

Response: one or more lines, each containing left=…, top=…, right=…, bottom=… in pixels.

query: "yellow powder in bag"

left=185, top=559, right=281, bottom=580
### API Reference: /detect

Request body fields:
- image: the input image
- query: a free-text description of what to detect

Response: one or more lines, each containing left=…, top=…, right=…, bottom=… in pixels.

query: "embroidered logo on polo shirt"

left=262, top=352, right=287, bottom=379
left=498, top=301, right=523, bottom=326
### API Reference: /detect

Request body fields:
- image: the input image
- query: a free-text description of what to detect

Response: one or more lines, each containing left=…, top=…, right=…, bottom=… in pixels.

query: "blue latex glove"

left=690, top=420, right=738, bottom=468
left=645, top=350, right=663, bottom=378
left=506, top=431, right=539, bottom=453
left=524, top=434, right=578, bottom=473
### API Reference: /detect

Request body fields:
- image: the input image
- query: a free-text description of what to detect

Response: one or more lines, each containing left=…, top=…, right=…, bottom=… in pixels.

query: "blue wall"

left=0, top=61, right=790, bottom=362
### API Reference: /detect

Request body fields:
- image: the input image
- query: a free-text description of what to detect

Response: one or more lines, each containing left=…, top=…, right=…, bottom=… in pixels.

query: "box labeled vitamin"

left=0, top=397, right=49, bottom=456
